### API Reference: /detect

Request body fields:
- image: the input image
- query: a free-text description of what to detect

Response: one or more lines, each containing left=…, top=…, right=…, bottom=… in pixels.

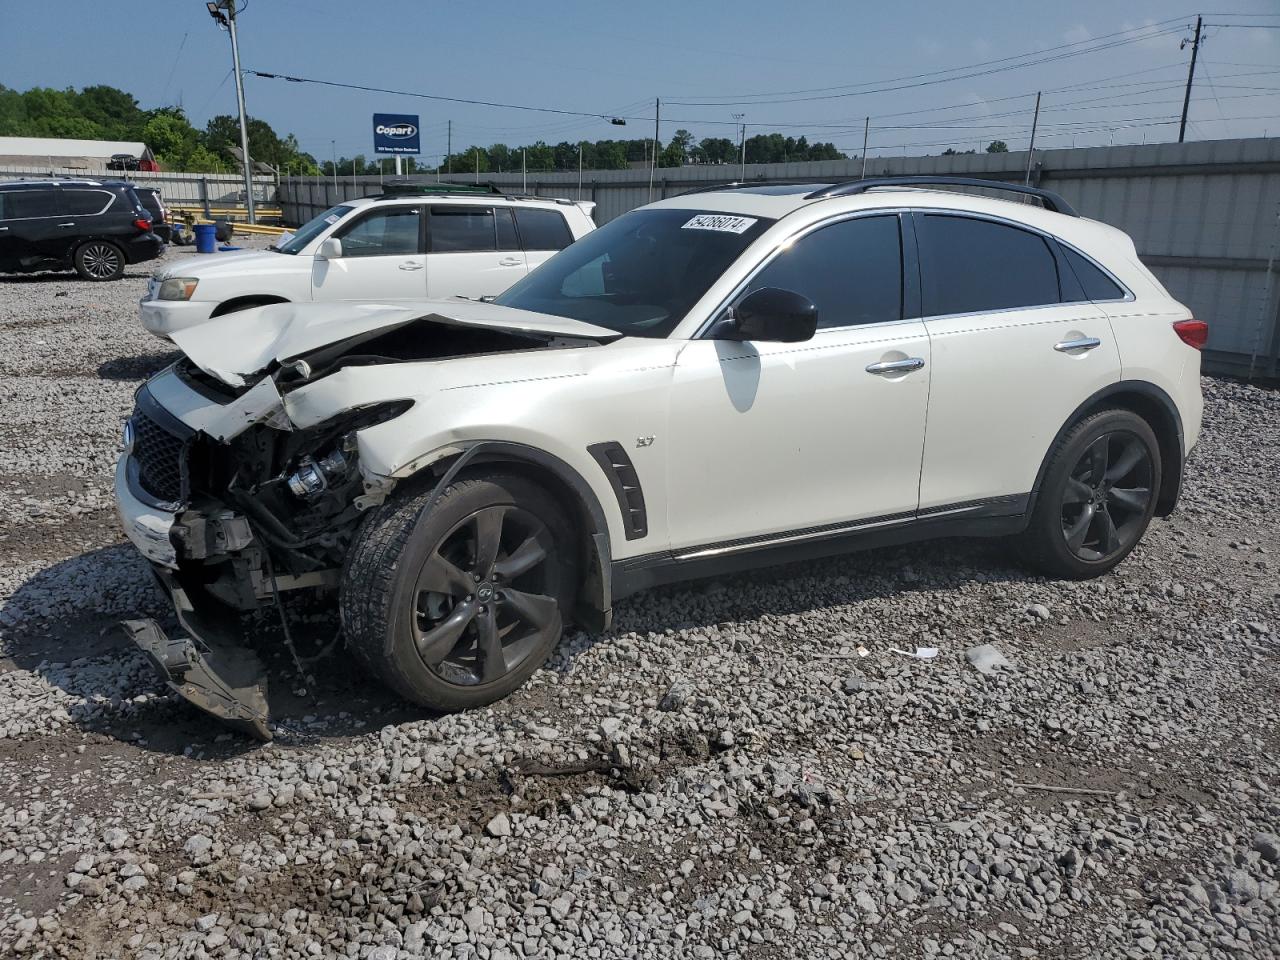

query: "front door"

left=311, top=204, right=426, bottom=301
left=666, top=214, right=931, bottom=552
left=426, top=205, right=528, bottom=299
left=912, top=212, right=1124, bottom=510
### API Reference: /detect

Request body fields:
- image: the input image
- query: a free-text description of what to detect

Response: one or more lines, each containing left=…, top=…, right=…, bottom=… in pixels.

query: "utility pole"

left=330, top=140, right=337, bottom=193
left=860, top=116, right=869, bottom=179
left=649, top=98, right=660, bottom=202
left=733, top=113, right=746, bottom=180
left=578, top=142, right=583, bottom=200
left=522, top=148, right=527, bottom=192
left=207, top=1, right=256, bottom=223
left=1024, top=91, right=1041, bottom=186
left=1177, top=15, right=1198, bottom=144
left=446, top=120, right=452, bottom=174
left=475, top=150, right=479, bottom=184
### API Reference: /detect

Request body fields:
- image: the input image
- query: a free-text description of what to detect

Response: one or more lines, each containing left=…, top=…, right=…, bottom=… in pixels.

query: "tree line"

left=0, top=84, right=320, bottom=174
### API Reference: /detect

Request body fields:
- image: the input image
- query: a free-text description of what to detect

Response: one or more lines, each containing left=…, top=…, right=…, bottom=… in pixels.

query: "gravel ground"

left=0, top=246, right=1277, bottom=959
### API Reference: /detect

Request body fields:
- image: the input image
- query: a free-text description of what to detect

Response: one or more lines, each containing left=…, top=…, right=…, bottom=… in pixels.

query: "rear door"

left=914, top=211, right=1122, bottom=511
left=426, top=205, right=527, bottom=298
left=513, top=205, right=576, bottom=271
left=666, top=213, right=931, bottom=551
left=311, top=203, right=426, bottom=301
left=0, top=188, right=65, bottom=265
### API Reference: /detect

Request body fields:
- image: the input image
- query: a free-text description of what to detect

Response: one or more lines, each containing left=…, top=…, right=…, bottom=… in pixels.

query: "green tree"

left=986, top=140, right=1009, bottom=153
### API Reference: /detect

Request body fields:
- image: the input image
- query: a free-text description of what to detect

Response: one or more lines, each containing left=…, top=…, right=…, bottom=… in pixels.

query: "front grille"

left=132, top=411, right=187, bottom=503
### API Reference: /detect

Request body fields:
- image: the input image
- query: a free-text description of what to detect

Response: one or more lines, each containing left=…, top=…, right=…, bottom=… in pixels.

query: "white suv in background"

left=116, top=176, right=1205, bottom=738
left=139, top=184, right=596, bottom=338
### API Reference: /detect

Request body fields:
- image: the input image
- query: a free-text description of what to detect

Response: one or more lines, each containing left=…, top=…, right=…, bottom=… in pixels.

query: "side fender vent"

left=588, top=442, right=648, bottom=540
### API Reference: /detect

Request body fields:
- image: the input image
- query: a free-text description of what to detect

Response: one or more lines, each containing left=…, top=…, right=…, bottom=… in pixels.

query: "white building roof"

left=0, top=136, right=152, bottom=161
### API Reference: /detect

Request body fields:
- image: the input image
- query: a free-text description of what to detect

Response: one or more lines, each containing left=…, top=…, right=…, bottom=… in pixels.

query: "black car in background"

left=132, top=186, right=173, bottom=243
left=0, top=179, right=164, bottom=281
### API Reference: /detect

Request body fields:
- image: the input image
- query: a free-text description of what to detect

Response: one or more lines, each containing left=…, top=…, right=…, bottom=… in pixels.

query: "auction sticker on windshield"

left=682, top=214, right=758, bottom=234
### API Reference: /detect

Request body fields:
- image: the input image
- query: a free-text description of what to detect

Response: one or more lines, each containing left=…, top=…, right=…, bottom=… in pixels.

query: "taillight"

left=1173, top=319, right=1208, bottom=350
left=134, top=218, right=151, bottom=232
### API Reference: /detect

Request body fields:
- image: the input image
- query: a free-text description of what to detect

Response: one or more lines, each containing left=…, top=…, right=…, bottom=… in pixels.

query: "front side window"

left=515, top=207, right=574, bottom=251
left=430, top=206, right=496, bottom=252
left=0, top=189, right=58, bottom=220
left=917, top=214, right=1060, bottom=316
left=495, top=208, right=776, bottom=338
left=337, top=206, right=422, bottom=258
left=63, top=190, right=114, bottom=216
left=741, top=215, right=902, bottom=329
left=274, top=204, right=354, bottom=254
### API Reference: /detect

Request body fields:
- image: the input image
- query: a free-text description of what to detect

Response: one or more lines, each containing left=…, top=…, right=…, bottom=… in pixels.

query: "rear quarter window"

left=1062, top=246, right=1126, bottom=301
left=514, top=207, right=574, bottom=251
left=63, top=190, right=114, bottom=216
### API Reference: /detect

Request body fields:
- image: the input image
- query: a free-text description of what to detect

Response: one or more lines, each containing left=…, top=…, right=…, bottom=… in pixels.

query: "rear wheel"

left=1018, top=409, right=1161, bottom=579
left=341, top=473, right=577, bottom=711
left=74, top=241, right=125, bottom=281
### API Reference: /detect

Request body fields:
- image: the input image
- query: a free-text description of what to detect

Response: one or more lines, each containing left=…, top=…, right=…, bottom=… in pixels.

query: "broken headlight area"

left=170, top=398, right=413, bottom=610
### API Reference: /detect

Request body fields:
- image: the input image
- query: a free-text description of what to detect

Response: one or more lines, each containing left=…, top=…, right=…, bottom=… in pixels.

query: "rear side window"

left=64, top=190, right=114, bottom=216
left=430, top=206, right=496, bottom=252
left=515, top=207, right=574, bottom=251
left=0, top=189, right=58, bottom=219
left=742, top=214, right=902, bottom=329
left=1062, top=246, right=1125, bottom=301
left=917, top=214, right=1060, bottom=316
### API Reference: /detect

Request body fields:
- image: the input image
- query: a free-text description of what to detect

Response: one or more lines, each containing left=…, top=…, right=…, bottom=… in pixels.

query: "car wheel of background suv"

left=1019, top=408, right=1162, bottom=579
left=340, top=472, right=578, bottom=711
left=74, top=240, right=126, bottom=281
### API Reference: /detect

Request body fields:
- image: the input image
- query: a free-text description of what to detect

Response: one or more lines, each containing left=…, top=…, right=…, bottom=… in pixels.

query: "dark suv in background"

left=0, top=179, right=164, bottom=281
left=132, top=186, right=173, bottom=243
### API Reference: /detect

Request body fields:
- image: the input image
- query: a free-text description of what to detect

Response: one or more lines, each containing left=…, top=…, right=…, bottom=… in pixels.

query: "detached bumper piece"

left=122, top=573, right=272, bottom=741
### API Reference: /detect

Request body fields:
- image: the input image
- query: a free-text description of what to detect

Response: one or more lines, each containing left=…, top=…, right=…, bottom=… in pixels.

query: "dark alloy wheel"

left=74, top=241, right=125, bottom=281
left=341, top=473, right=578, bottom=711
left=412, top=504, right=562, bottom=687
left=1018, top=408, right=1162, bottom=579
left=1060, top=431, right=1154, bottom=562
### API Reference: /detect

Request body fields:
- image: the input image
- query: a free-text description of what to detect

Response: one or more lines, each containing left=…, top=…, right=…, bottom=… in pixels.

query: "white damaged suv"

left=115, top=176, right=1205, bottom=738
left=139, top=183, right=596, bottom=338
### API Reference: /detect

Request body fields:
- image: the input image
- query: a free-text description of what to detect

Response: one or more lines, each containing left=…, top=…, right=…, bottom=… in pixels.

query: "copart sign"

left=373, top=113, right=421, bottom=155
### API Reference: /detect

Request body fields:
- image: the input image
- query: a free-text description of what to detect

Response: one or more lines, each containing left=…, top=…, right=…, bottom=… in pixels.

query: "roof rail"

left=678, top=179, right=831, bottom=197
left=804, top=176, right=1078, bottom=216
left=379, top=180, right=504, bottom=197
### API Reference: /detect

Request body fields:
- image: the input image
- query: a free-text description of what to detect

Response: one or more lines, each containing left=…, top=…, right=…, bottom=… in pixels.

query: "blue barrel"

left=194, top=223, right=217, bottom=254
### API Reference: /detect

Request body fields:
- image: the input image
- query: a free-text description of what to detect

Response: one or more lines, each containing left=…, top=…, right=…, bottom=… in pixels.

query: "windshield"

left=494, top=208, right=775, bottom=337
left=273, top=204, right=354, bottom=254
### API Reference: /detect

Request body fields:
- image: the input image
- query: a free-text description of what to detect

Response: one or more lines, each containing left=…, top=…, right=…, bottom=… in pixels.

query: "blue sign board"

left=373, top=113, right=420, bottom=155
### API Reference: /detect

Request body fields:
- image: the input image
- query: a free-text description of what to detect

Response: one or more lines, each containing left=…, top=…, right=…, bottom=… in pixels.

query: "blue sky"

left=3, top=2, right=1278, bottom=165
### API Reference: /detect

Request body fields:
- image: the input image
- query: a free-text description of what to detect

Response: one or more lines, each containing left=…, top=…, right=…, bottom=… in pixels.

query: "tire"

left=1018, top=408, right=1162, bottom=579
left=340, top=472, right=578, bottom=711
left=73, top=241, right=126, bottom=281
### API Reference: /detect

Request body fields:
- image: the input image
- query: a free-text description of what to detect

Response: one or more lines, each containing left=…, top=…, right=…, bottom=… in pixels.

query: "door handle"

left=1053, top=336, right=1101, bottom=353
left=397, top=261, right=424, bottom=271
left=499, top=257, right=523, bottom=266
left=58, top=222, right=76, bottom=228
left=866, top=357, right=926, bottom=375
left=0, top=226, right=8, bottom=232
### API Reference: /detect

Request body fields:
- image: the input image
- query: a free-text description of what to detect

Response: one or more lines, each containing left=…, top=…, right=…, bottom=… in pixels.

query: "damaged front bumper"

left=123, top=569, right=272, bottom=741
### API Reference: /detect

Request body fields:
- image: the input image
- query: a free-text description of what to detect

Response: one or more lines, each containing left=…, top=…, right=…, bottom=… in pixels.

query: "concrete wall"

left=279, top=138, right=1280, bottom=378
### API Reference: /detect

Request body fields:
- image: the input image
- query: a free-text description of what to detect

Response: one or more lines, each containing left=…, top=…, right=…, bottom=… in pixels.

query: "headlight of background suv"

left=158, top=277, right=199, bottom=301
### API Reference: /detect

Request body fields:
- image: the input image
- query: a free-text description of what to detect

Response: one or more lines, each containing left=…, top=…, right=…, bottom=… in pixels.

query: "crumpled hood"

left=170, top=298, right=620, bottom=387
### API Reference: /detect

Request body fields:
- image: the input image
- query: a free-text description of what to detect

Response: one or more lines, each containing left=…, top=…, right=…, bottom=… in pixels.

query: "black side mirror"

left=714, top=287, right=818, bottom=343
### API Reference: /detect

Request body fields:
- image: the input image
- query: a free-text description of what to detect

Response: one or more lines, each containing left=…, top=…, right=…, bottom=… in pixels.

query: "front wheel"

left=1018, top=409, right=1162, bottom=579
left=340, top=473, right=578, bottom=711
left=74, top=241, right=126, bottom=281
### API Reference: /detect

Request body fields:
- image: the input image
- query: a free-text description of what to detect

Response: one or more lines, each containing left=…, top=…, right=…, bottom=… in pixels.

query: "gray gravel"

left=0, top=250, right=1277, bottom=958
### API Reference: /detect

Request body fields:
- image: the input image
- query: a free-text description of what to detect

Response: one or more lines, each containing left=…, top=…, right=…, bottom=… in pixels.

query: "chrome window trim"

left=693, top=207, right=914, bottom=340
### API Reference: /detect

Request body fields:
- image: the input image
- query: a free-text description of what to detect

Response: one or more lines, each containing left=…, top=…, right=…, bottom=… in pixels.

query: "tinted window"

left=918, top=215, right=1060, bottom=316
left=515, top=207, right=574, bottom=251
left=496, top=207, right=520, bottom=251
left=1063, top=246, right=1125, bottom=301
left=742, top=215, right=902, bottom=329
left=0, top=189, right=58, bottom=219
left=64, top=190, right=113, bottom=216
left=337, top=206, right=421, bottom=257
left=430, top=206, right=495, bottom=252
left=495, top=208, right=775, bottom=337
